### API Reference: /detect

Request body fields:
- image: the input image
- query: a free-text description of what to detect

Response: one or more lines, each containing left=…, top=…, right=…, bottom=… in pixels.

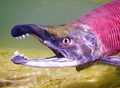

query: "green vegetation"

left=0, top=48, right=120, bottom=88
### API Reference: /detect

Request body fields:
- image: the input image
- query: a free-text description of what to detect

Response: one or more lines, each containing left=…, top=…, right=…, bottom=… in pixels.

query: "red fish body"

left=76, top=0, right=120, bottom=56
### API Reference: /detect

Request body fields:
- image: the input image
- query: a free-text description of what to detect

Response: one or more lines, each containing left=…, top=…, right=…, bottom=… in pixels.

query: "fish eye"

left=62, top=37, right=70, bottom=46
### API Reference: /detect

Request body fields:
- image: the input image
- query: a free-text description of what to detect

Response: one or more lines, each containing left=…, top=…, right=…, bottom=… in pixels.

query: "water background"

left=0, top=0, right=109, bottom=49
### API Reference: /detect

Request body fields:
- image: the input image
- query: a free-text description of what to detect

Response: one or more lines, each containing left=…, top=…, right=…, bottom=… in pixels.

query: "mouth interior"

left=13, top=33, right=65, bottom=60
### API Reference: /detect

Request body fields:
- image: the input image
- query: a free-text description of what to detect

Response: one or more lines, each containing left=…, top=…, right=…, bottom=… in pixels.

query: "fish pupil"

left=62, top=37, right=70, bottom=46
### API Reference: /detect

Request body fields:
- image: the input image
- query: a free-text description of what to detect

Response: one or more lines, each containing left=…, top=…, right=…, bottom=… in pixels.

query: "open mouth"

left=11, top=33, right=66, bottom=63
left=10, top=24, right=78, bottom=67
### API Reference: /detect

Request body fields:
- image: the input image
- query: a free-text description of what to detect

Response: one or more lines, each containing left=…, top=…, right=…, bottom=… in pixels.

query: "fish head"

left=11, top=22, right=100, bottom=67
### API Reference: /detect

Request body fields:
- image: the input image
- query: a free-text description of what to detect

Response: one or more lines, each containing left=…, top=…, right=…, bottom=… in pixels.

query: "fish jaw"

left=11, top=51, right=80, bottom=67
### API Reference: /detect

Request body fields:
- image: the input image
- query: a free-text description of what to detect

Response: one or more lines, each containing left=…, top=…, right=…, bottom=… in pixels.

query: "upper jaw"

left=11, top=24, right=48, bottom=39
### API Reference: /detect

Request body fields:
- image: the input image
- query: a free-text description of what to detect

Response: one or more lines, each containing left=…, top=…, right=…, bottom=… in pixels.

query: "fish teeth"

left=15, top=34, right=29, bottom=39
left=26, top=33, right=29, bottom=36
left=12, top=51, right=28, bottom=59
left=44, top=40, right=47, bottom=44
left=24, top=56, right=27, bottom=58
left=22, top=35, right=25, bottom=38
left=14, top=51, right=19, bottom=55
left=19, top=36, right=22, bottom=39
left=11, top=51, right=30, bottom=64
left=20, top=54, right=24, bottom=57
left=13, top=50, right=21, bottom=56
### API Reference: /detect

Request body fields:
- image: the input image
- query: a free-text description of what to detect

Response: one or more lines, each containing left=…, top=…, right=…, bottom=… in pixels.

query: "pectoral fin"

left=100, top=56, right=120, bottom=65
